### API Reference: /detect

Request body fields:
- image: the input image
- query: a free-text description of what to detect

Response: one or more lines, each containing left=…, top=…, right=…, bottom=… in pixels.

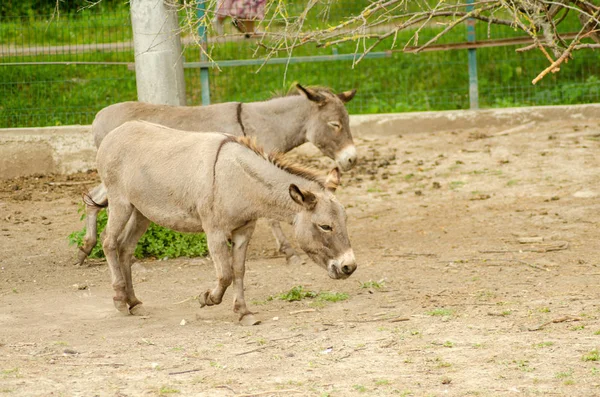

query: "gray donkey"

left=94, top=120, right=357, bottom=325
left=77, top=84, right=357, bottom=267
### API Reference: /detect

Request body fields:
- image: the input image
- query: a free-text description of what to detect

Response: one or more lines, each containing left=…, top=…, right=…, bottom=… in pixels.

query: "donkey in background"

left=95, top=121, right=357, bottom=325
left=77, top=84, right=357, bottom=267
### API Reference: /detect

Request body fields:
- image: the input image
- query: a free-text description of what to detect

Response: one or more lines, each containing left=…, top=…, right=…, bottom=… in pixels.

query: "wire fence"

left=1, top=4, right=599, bottom=128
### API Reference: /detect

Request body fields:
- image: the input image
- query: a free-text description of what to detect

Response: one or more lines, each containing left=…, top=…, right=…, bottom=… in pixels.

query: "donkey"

left=94, top=120, right=357, bottom=325
left=77, top=84, right=357, bottom=267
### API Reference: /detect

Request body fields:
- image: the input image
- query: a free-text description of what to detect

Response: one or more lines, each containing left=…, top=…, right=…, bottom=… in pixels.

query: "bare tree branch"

left=161, top=0, right=600, bottom=83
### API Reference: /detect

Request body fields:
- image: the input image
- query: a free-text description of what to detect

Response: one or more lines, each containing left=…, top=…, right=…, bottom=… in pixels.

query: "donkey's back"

left=92, top=101, right=240, bottom=148
left=97, top=121, right=228, bottom=232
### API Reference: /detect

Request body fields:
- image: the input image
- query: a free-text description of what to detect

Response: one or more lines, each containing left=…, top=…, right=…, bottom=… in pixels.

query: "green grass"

left=583, top=349, right=599, bottom=362
left=2, top=6, right=600, bottom=128
left=427, top=308, right=453, bottom=317
left=68, top=207, right=208, bottom=260
left=159, top=386, right=180, bottom=395
left=271, top=285, right=349, bottom=303
left=317, top=291, right=349, bottom=302
left=1, top=368, right=18, bottom=376
left=555, top=369, right=573, bottom=379
left=359, top=279, right=386, bottom=289
left=534, top=341, right=554, bottom=349
left=0, top=8, right=131, bottom=47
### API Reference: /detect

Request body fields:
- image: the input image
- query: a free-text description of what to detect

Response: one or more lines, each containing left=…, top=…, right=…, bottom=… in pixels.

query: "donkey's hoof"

left=198, top=291, right=212, bottom=308
left=74, top=248, right=89, bottom=266
left=239, top=313, right=261, bottom=326
left=113, top=299, right=130, bottom=314
left=129, top=303, right=147, bottom=316
left=286, top=254, right=305, bottom=266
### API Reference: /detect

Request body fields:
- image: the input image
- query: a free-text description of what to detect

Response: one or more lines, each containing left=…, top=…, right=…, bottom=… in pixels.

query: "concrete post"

left=130, top=0, right=186, bottom=105
left=466, top=0, right=479, bottom=110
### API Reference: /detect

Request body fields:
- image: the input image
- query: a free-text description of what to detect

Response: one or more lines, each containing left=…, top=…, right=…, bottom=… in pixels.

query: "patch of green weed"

left=533, top=341, right=554, bottom=349
left=427, top=308, right=453, bottom=317
left=583, top=349, right=599, bottom=362
left=360, top=279, right=386, bottom=289
left=69, top=207, right=208, bottom=259
left=159, top=386, right=180, bottom=395
left=555, top=369, right=573, bottom=379
left=272, top=286, right=348, bottom=303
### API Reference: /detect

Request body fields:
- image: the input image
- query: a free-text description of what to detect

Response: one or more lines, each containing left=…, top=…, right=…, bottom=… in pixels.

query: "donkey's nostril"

left=342, top=265, right=353, bottom=275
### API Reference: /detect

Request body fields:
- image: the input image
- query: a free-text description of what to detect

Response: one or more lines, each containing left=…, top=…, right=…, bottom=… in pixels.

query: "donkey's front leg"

left=198, top=231, right=233, bottom=307
left=231, top=221, right=260, bottom=326
left=268, top=220, right=305, bottom=266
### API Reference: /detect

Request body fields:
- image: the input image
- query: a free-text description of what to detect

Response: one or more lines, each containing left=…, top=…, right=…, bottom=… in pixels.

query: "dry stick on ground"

left=270, top=333, right=304, bottom=342
left=517, top=260, right=551, bottom=272
left=347, top=316, right=409, bottom=323
left=62, top=362, right=125, bottom=367
left=235, top=345, right=269, bottom=356
left=479, top=241, right=569, bottom=254
left=289, top=309, right=316, bottom=315
left=168, top=368, right=202, bottom=375
left=236, top=390, right=303, bottom=397
left=492, top=121, right=536, bottom=137
left=216, top=385, right=238, bottom=394
left=383, top=253, right=437, bottom=258
left=46, top=181, right=93, bottom=186
left=528, top=315, right=583, bottom=331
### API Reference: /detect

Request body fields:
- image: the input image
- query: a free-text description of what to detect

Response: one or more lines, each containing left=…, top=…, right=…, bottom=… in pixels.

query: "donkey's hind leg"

left=76, top=183, right=108, bottom=266
left=102, top=198, right=134, bottom=314
left=117, top=209, right=150, bottom=316
left=268, top=220, right=305, bottom=266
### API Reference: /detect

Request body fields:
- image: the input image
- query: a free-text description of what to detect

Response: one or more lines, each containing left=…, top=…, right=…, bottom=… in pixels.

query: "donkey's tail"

left=82, top=192, right=108, bottom=208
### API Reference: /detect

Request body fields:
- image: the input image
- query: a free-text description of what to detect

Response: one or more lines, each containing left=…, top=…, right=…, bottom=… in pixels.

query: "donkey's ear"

left=325, top=167, right=341, bottom=192
left=296, top=84, right=326, bottom=104
left=337, top=88, right=357, bottom=103
left=289, top=184, right=317, bottom=210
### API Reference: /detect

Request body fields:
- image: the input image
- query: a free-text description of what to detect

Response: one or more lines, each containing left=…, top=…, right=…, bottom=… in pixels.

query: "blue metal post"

left=466, top=0, right=479, bottom=109
left=197, top=1, right=211, bottom=105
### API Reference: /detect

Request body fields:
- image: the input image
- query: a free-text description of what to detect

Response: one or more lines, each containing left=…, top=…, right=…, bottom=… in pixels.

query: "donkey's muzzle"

left=327, top=249, right=357, bottom=279
left=335, top=145, right=357, bottom=171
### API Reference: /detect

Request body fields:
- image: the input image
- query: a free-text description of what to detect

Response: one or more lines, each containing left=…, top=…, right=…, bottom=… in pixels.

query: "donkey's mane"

left=235, top=136, right=326, bottom=188
left=269, top=85, right=335, bottom=99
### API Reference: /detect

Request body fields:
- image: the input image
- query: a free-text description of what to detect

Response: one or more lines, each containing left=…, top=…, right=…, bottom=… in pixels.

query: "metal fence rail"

left=1, top=5, right=599, bottom=128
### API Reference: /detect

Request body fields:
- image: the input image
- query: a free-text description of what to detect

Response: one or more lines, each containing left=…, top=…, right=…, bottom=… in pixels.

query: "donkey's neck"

left=231, top=153, right=323, bottom=224
left=242, top=96, right=311, bottom=153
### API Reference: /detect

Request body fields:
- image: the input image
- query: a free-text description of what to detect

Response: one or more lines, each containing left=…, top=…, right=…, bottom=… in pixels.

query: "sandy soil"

left=1, top=116, right=600, bottom=396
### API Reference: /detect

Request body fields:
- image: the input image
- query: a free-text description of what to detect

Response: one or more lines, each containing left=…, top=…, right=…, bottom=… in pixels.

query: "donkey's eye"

left=318, top=224, right=333, bottom=232
left=328, top=121, right=341, bottom=129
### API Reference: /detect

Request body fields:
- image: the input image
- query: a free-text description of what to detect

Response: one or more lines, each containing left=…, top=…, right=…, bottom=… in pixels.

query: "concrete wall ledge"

left=350, top=103, right=600, bottom=136
left=0, top=125, right=94, bottom=179
left=2, top=103, right=599, bottom=179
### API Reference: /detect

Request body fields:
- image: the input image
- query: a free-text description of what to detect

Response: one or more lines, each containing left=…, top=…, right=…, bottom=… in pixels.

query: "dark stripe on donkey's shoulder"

left=212, top=134, right=239, bottom=187
left=236, top=102, right=246, bottom=136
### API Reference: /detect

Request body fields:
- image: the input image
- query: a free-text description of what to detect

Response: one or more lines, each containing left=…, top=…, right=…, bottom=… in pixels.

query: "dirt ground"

left=1, top=115, right=600, bottom=397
